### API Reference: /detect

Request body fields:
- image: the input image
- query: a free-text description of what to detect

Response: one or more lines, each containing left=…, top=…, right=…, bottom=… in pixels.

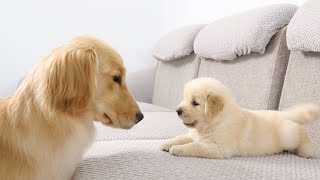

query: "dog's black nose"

left=176, top=108, right=183, bottom=116
left=135, top=112, right=144, bottom=124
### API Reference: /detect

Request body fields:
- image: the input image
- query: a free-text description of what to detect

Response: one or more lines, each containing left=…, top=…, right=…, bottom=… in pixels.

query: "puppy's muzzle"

left=176, top=108, right=183, bottom=116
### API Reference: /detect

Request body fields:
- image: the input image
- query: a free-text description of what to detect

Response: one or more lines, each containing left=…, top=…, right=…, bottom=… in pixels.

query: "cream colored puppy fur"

left=161, top=77, right=320, bottom=159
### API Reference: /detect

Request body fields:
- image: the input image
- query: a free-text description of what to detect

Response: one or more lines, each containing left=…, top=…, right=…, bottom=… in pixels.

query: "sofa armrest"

left=126, top=66, right=156, bottom=103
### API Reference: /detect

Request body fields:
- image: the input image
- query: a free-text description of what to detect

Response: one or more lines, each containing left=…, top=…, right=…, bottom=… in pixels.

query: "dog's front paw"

left=169, top=145, right=186, bottom=157
left=160, top=141, right=174, bottom=152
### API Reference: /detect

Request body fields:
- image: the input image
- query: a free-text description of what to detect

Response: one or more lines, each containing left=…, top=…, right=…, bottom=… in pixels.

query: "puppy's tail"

left=282, top=104, right=320, bottom=124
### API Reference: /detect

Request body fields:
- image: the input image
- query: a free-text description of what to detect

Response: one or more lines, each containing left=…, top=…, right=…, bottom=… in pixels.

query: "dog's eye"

left=192, top=100, right=199, bottom=106
left=113, top=75, right=121, bottom=85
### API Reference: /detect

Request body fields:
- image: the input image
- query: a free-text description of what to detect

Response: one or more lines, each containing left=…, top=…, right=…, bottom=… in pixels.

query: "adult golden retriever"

left=161, top=77, right=320, bottom=159
left=0, top=36, right=144, bottom=180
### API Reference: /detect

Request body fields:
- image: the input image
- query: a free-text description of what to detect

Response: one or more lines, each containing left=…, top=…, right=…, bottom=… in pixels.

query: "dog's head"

left=176, top=78, right=227, bottom=128
left=43, top=36, right=143, bottom=129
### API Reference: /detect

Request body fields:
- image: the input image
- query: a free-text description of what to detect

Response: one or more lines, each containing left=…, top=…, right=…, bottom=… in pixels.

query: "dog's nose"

left=176, top=108, right=183, bottom=116
left=135, top=112, right=144, bottom=124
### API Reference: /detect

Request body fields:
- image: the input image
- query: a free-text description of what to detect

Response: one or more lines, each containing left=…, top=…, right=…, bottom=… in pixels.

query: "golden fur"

left=161, top=77, right=320, bottom=159
left=0, top=36, right=142, bottom=180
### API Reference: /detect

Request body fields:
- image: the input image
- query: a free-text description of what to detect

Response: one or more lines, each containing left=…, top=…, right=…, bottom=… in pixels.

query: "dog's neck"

left=197, top=102, right=242, bottom=134
left=1, top=76, right=94, bottom=152
left=3, top=75, right=92, bottom=132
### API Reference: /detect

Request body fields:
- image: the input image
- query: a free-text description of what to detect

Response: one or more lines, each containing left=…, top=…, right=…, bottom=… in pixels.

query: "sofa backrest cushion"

left=194, top=4, right=297, bottom=61
left=287, top=0, right=320, bottom=52
left=279, top=51, right=320, bottom=110
left=197, top=28, right=290, bottom=110
left=152, top=53, right=200, bottom=109
left=152, top=24, right=205, bottom=61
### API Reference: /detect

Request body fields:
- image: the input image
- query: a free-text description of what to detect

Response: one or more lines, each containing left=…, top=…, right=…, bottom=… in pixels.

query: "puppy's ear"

left=205, top=93, right=224, bottom=120
left=45, top=47, right=97, bottom=113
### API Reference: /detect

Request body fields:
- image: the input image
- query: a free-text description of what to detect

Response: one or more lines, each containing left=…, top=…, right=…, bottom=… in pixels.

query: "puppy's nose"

left=135, top=112, right=144, bottom=124
left=176, top=108, right=183, bottom=116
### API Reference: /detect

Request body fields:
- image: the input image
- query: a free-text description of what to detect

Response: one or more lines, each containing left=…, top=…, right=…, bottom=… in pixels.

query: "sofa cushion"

left=194, top=4, right=297, bottom=61
left=74, top=138, right=320, bottom=179
left=198, top=28, right=289, bottom=110
left=287, top=0, right=320, bottom=52
left=152, top=53, right=200, bottom=109
left=152, top=24, right=205, bottom=61
left=277, top=51, right=320, bottom=164
left=95, top=112, right=187, bottom=141
left=127, top=68, right=156, bottom=103
left=279, top=51, right=320, bottom=110
left=138, top=102, right=173, bottom=112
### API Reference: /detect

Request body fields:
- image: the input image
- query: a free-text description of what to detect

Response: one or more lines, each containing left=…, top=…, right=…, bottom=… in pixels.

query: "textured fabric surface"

left=76, top=47, right=320, bottom=179
left=152, top=53, right=200, bottom=109
left=279, top=51, right=320, bottom=110
left=287, top=0, right=320, bottom=52
left=137, top=102, right=173, bottom=112
left=95, top=112, right=187, bottom=141
left=152, top=24, right=205, bottom=61
left=194, top=4, right=297, bottom=61
left=127, top=67, right=156, bottom=103
left=73, top=136, right=320, bottom=180
left=198, top=28, right=290, bottom=110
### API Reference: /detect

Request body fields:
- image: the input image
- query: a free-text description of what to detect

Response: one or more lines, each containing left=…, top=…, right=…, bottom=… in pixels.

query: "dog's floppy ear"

left=205, top=93, right=224, bottom=120
left=45, top=47, right=97, bottom=113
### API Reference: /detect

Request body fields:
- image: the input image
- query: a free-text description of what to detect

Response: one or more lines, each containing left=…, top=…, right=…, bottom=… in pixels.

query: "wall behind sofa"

left=0, top=0, right=165, bottom=97
left=0, top=0, right=305, bottom=97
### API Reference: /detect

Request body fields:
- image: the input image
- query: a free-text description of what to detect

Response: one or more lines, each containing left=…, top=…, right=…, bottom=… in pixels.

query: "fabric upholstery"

left=194, top=4, right=297, bottom=61
left=73, top=137, right=320, bottom=180
left=95, top=112, right=187, bottom=141
left=281, top=24, right=320, bottom=164
left=279, top=51, right=320, bottom=110
left=74, top=49, right=320, bottom=180
left=152, top=24, right=205, bottom=61
left=127, top=67, right=157, bottom=103
left=152, top=53, right=200, bottom=109
left=198, top=28, right=290, bottom=110
left=287, top=0, right=320, bottom=52
left=138, top=102, right=173, bottom=112
left=72, top=4, right=320, bottom=179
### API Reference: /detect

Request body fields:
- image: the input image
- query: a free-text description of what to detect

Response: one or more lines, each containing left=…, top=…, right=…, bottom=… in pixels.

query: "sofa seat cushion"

left=194, top=4, right=297, bottom=61
left=95, top=112, right=187, bottom=141
left=73, top=138, right=320, bottom=179
left=287, top=0, right=320, bottom=52
left=152, top=24, right=205, bottom=61
left=95, top=102, right=175, bottom=141
left=137, top=101, right=173, bottom=112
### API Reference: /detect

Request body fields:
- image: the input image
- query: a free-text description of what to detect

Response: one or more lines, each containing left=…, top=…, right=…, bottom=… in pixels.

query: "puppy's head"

left=176, top=78, right=227, bottom=128
left=43, top=36, right=143, bottom=129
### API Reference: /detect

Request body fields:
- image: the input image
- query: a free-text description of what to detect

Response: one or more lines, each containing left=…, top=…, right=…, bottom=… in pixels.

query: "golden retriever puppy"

left=161, top=77, right=320, bottom=159
left=0, top=36, right=144, bottom=180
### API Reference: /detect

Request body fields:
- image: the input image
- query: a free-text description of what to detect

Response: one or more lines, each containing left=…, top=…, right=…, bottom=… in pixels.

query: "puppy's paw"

left=169, top=145, right=186, bottom=157
left=160, top=141, right=174, bottom=152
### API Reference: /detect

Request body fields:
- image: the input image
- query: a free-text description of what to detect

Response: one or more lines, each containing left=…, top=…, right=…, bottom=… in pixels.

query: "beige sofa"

left=72, top=2, right=320, bottom=180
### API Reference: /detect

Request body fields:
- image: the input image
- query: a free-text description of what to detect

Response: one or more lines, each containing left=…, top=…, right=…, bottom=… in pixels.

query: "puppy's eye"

left=192, top=100, right=199, bottom=106
left=113, top=75, right=121, bottom=85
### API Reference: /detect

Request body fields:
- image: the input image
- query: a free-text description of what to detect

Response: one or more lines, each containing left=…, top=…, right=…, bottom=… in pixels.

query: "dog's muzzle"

left=135, top=111, right=144, bottom=124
